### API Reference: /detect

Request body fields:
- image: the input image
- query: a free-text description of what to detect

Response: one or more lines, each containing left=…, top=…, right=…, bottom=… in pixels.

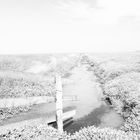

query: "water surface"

left=63, top=65, right=123, bottom=133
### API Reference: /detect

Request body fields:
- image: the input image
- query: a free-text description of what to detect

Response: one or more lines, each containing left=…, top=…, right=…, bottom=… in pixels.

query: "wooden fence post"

left=55, top=74, right=63, bottom=133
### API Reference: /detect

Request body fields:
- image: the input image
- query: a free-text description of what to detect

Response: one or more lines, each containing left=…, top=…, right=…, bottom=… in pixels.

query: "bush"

left=120, top=106, right=140, bottom=133
left=86, top=56, right=140, bottom=134
left=0, top=105, right=31, bottom=123
left=1, top=123, right=140, bottom=140
left=0, top=122, right=69, bottom=140
left=0, top=56, right=32, bottom=72
left=104, top=72, right=140, bottom=115
left=71, top=126, right=140, bottom=140
left=103, top=72, right=140, bottom=133
left=92, top=60, right=140, bottom=84
left=0, top=72, right=55, bottom=98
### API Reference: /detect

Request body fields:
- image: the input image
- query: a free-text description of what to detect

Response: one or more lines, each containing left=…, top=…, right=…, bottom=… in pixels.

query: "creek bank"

left=63, top=65, right=123, bottom=133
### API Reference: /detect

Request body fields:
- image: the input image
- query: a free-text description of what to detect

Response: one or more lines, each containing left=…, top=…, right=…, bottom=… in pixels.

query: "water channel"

left=63, top=65, right=123, bottom=133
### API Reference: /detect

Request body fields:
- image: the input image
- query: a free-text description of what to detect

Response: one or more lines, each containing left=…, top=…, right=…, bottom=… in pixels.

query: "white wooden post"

left=55, top=74, right=63, bottom=133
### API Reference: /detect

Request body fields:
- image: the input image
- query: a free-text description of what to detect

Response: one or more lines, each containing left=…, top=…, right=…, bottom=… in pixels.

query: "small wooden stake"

left=55, top=74, right=63, bottom=133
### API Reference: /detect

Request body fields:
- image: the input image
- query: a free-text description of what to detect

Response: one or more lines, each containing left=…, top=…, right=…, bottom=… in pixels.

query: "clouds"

left=51, top=0, right=140, bottom=25
left=1, top=0, right=140, bottom=23
left=0, top=0, right=140, bottom=54
left=97, top=0, right=140, bottom=23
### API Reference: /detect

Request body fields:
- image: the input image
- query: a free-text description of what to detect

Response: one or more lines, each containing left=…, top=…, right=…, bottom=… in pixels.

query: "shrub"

left=91, top=60, right=140, bottom=84
left=0, top=72, right=55, bottom=98
left=104, top=72, right=140, bottom=115
left=0, top=122, right=69, bottom=140
left=0, top=105, right=31, bottom=123
left=103, top=72, right=140, bottom=133
left=1, top=123, right=140, bottom=140
left=71, top=126, right=140, bottom=140
left=0, top=56, right=32, bottom=72
left=120, top=106, right=140, bottom=133
left=86, top=56, right=140, bottom=134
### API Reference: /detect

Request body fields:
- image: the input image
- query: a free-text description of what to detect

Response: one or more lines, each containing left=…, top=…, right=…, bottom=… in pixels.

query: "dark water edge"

left=64, top=104, right=123, bottom=134
left=64, top=104, right=110, bottom=134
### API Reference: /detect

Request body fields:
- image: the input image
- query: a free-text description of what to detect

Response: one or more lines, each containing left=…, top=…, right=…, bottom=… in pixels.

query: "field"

left=1, top=52, right=140, bottom=139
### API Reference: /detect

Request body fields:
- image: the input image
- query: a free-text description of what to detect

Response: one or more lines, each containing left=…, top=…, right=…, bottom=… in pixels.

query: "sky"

left=0, top=0, right=140, bottom=54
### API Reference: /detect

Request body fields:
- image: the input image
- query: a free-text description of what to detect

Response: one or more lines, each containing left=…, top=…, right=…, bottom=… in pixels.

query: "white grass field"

left=0, top=52, right=140, bottom=139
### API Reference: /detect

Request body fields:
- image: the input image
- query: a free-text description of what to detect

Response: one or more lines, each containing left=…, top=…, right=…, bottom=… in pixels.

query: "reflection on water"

left=64, top=104, right=123, bottom=134
left=65, top=104, right=105, bottom=134
left=99, top=107, right=123, bottom=129
left=63, top=65, right=123, bottom=133
left=63, top=65, right=102, bottom=119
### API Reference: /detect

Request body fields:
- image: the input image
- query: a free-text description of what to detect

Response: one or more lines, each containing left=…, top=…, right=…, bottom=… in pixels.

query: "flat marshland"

left=0, top=53, right=140, bottom=139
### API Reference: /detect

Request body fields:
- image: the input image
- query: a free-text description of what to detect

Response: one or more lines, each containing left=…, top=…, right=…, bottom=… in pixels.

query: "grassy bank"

left=84, top=53, right=140, bottom=134
left=0, top=71, right=55, bottom=98
left=0, top=120, right=140, bottom=140
left=1, top=53, right=140, bottom=139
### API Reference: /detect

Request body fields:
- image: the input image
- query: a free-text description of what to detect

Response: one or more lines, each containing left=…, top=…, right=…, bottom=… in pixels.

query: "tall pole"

left=55, top=74, right=63, bottom=133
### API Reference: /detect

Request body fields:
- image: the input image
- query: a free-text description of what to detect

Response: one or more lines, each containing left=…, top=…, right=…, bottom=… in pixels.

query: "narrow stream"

left=0, top=65, right=123, bottom=133
left=63, top=65, right=123, bottom=133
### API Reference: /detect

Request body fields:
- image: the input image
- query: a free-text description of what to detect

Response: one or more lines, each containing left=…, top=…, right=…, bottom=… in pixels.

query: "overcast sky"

left=0, top=0, right=140, bottom=54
